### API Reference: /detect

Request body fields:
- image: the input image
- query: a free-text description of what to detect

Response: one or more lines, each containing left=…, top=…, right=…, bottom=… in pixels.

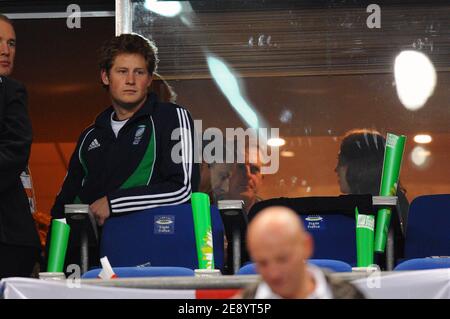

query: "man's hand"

left=90, top=196, right=110, bottom=226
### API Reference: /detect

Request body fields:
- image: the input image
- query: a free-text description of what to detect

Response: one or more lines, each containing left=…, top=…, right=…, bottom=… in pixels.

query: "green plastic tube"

left=374, top=133, right=406, bottom=252
left=191, top=192, right=214, bottom=269
left=355, top=207, right=375, bottom=267
left=47, top=219, right=71, bottom=272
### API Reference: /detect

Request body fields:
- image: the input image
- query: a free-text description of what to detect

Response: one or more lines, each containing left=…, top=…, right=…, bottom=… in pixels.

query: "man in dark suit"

left=0, top=14, right=40, bottom=279
left=239, top=206, right=364, bottom=299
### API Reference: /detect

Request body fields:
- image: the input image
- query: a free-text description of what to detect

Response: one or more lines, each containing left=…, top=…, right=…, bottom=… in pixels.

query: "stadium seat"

left=308, top=259, right=353, bottom=272
left=236, top=259, right=353, bottom=275
left=81, top=266, right=195, bottom=278
left=301, top=215, right=356, bottom=266
left=247, top=196, right=380, bottom=267
left=394, top=258, right=450, bottom=271
left=236, top=263, right=257, bottom=275
left=100, top=204, right=224, bottom=270
left=404, top=194, right=450, bottom=259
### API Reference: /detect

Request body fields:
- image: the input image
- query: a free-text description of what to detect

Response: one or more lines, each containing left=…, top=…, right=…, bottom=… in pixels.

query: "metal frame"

left=81, top=271, right=381, bottom=289
left=218, top=200, right=247, bottom=275
left=6, top=11, right=114, bottom=20
left=115, top=0, right=133, bottom=36
left=372, top=196, right=398, bottom=206
left=6, top=2, right=131, bottom=36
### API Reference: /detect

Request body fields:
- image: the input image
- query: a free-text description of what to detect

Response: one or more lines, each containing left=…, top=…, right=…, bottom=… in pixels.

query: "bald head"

left=246, top=206, right=314, bottom=298
left=247, top=206, right=305, bottom=246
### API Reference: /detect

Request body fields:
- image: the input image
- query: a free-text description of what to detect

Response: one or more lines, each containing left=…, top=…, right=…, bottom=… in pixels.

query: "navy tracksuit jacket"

left=51, top=92, right=199, bottom=219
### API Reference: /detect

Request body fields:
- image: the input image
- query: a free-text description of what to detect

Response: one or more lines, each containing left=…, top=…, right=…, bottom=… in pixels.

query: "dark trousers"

left=0, top=242, right=40, bottom=279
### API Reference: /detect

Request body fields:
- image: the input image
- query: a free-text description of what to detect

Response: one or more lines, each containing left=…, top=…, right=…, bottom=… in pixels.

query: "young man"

left=0, top=14, right=41, bottom=278
left=240, top=206, right=365, bottom=299
left=49, top=34, right=199, bottom=265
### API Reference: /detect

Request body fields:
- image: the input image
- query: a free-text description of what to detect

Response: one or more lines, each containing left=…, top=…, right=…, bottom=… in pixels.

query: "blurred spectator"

left=199, top=140, right=264, bottom=272
left=239, top=206, right=365, bottom=299
left=227, top=146, right=264, bottom=214
left=335, top=129, right=409, bottom=267
left=204, top=141, right=264, bottom=214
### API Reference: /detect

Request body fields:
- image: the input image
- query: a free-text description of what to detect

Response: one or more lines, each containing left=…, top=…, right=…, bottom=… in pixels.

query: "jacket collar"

left=95, top=92, right=158, bottom=129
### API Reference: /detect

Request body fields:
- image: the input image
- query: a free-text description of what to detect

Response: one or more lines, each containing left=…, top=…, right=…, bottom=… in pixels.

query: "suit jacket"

left=0, top=76, right=40, bottom=248
left=240, top=271, right=366, bottom=299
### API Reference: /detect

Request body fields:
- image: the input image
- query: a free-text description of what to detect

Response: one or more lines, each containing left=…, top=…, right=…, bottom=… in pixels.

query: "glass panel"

left=131, top=1, right=450, bottom=212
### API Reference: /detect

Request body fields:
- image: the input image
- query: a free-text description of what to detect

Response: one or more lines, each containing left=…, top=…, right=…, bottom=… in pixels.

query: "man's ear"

left=101, top=70, right=110, bottom=86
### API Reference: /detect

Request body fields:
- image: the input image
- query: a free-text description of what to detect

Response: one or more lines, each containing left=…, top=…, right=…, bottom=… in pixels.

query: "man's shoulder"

left=0, top=76, right=23, bottom=87
left=0, top=76, right=26, bottom=95
left=324, top=272, right=366, bottom=299
left=151, top=102, right=193, bottom=131
left=76, top=123, right=97, bottom=143
left=0, top=77, right=27, bottom=109
left=153, top=101, right=191, bottom=118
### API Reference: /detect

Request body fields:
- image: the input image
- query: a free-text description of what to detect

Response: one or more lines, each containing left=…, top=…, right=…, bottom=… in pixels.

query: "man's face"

left=227, top=151, right=263, bottom=206
left=249, top=231, right=312, bottom=298
left=210, top=163, right=232, bottom=201
left=0, top=20, right=16, bottom=76
left=101, top=53, right=152, bottom=110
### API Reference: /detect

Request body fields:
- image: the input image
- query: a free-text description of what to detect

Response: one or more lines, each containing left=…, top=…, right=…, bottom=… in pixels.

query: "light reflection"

left=411, top=146, right=431, bottom=167
left=413, top=134, right=432, bottom=144
left=394, top=50, right=437, bottom=111
left=291, top=176, right=298, bottom=186
left=279, top=109, right=293, bottom=123
left=281, top=150, right=295, bottom=157
left=267, top=137, right=286, bottom=147
left=144, top=0, right=182, bottom=17
left=206, top=55, right=260, bottom=129
left=248, top=37, right=254, bottom=47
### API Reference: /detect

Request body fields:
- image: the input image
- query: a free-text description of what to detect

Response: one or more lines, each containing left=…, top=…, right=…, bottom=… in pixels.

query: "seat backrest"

left=301, top=215, right=356, bottom=266
left=405, top=194, right=450, bottom=259
left=308, top=259, right=353, bottom=272
left=100, top=204, right=224, bottom=270
left=248, top=196, right=368, bottom=266
left=236, top=262, right=257, bottom=275
left=394, top=258, right=450, bottom=271
left=237, top=259, right=353, bottom=275
left=81, top=266, right=195, bottom=279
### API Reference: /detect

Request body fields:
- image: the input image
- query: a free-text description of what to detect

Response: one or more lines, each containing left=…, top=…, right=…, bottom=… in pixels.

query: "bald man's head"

left=247, top=206, right=305, bottom=245
left=246, top=206, right=314, bottom=298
